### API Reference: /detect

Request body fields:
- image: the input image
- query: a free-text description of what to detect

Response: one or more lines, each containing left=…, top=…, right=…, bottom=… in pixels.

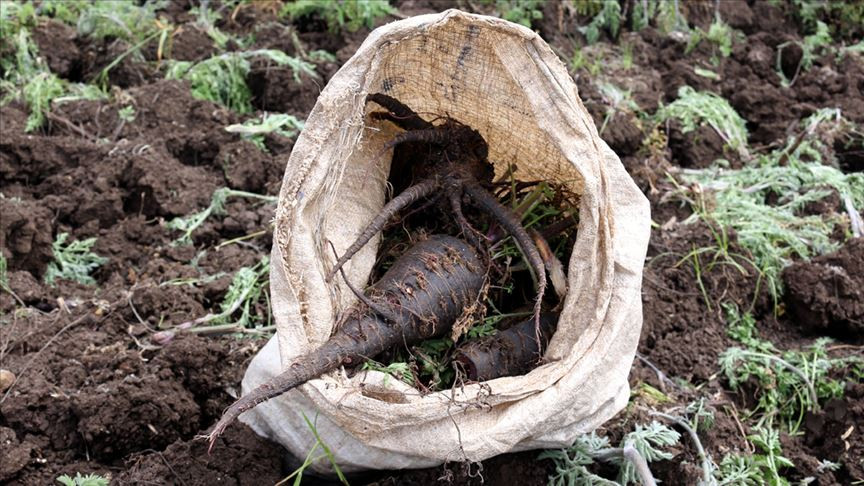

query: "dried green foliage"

left=76, top=0, right=167, bottom=41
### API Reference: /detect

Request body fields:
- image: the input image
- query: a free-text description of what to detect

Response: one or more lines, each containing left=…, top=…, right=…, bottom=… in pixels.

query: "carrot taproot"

left=453, top=313, right=559, bottom=382
left=207, top=235, right=486, bottom=451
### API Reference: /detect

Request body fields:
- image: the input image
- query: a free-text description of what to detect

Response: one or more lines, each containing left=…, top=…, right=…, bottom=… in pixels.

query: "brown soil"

left=3, top=1, right=864, bottom=485
left=783, top=238, right=864, bottom=339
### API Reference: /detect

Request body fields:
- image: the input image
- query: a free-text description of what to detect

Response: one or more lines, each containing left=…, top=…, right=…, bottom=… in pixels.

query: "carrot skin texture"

left=208, top=235, right=484, bottom=451
left=453, top=313, right=559, bottom=382
left=326, top=178, right=439, bottom=281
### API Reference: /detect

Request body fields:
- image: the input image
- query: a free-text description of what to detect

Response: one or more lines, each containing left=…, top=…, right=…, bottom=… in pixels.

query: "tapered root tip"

left=206, top=417, right=232, bottom=454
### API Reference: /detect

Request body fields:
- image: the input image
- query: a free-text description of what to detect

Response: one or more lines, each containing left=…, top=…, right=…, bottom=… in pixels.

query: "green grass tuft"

left=481, top=0, right=544, bottom=28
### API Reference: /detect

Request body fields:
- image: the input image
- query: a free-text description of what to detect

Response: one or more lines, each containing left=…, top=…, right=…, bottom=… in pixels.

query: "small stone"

left=0, top=369, right=15, bottom=391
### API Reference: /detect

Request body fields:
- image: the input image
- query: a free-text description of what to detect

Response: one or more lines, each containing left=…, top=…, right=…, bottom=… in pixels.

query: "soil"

left=2, top=1, right=863, bottom=485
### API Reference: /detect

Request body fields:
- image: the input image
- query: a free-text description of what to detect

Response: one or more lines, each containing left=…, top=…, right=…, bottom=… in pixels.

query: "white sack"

left=240, top=9, right=651, bottom=473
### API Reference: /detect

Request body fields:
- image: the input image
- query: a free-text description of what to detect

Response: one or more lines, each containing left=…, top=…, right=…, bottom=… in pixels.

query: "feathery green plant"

left=776, top=20, right=832, bottom=86
left=657, top=85, right=750, bottom=160
left=360, top=361, right=414, bottom=386
left=483, top=0, right=543, bottom=28
left=215, top=256, right=270, bottom=329
left=541, top=422, right=680, bottom=485
left=56, top=473, right=110, bottom=486
left=165, top=187, right=278, bottom=245
left=76, top=0, right=166, bottom=41
left=165, top=50, right=316, bottom=113
left=679, top=109, right=864, bottom=303
left=578, top=0, right=622, bottom=44
left=1, top=27, right=106, bottom=131
left=44, top=233, right=107, bottom=287
left=720, top=303, right=853, bottom=432
left=225, top=113, right=305, bottom=151
left=189, top=2, right=230, bottom=49
left=281, top=0, right=396, bottom=33
left=687, top=18, right=742, bottom=65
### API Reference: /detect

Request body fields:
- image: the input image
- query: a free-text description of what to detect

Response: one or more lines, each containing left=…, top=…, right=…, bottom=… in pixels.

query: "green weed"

left=1, top=27, right=106, bottom=131
left=165, top=50, right=316, bottom=113
left=596, top=81, right=639, bottom=136
left=189, top=3, right=231, bottom=49
left=578, top=0, right=622, bottom=44
left=656, top=85, right=750, bottom=160
left=630, top=0, right=687, bottom=34
left=540, top=421, right=680, bottom=485
left=361, top=360, right=414, bottom=386
left=483, top=0, right=543, bottom=28
left=743, top=426, right=794, bottom=486
left=687, top=18, right=742, bottom=65
left=165, top=187, right=278, bottom=245
left=678, top=109, right=864, bottom=304
left=44, top=233, right=107, bottom=287
left=76, top=0, right=166, bottom=42
left=787, top=0, right=864, bottom=41
left=56, top=473, right=110, bottom=486
left=281, top=0, right=396, bottom=34
left=776, top=20, right=832, bottom=86
left=714, top=426, right=799, bottom=486
left=714, top=453, right=764, bottom=486
left=0, top=1, right=36, bottom=39
left=214, top=256, right=270, bottom=329
left=225, top=113, right=305, bottom=151
left=117, top=105, right=136, bottom=122
left=720, top=303, right=854, bottom=432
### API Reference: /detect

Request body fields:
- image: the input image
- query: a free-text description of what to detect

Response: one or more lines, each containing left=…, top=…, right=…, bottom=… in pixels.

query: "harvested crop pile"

left=2, top=0, right=864, bottom=484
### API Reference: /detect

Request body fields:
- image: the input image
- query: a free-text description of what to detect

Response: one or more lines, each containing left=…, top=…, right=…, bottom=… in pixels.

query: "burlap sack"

left=240, top=9, right=650, bottom=473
